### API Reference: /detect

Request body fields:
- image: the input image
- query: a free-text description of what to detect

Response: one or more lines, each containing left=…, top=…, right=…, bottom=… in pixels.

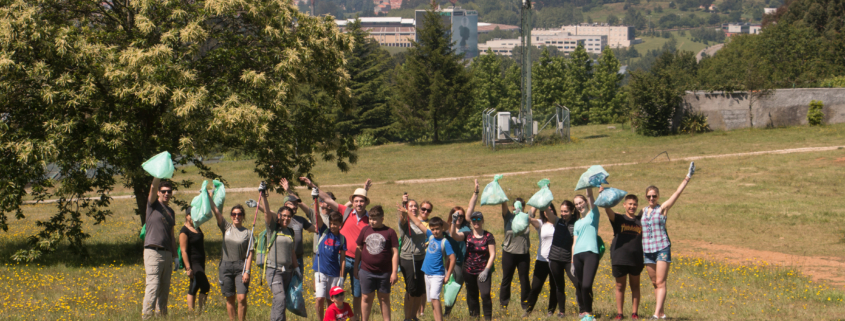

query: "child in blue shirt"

left=313, top=211, right=347, bottom=319
left=399, top=205, right=456, bottom=321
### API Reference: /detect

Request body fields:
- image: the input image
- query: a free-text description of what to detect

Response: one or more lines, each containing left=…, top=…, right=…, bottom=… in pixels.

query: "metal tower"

left=518, top=0, right=533, bottom=143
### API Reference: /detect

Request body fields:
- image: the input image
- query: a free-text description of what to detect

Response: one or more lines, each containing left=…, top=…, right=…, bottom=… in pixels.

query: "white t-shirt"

left=536, top=223, right=555, bottom=262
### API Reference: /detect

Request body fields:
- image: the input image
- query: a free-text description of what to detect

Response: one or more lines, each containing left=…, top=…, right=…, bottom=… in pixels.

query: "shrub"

left=356, top=133, right=377, bottom=147
left=820, top=76, right=845, bottom=88
left=679, top=111, right=711, bottom=134
left=807, top=100, right=824, bottom=126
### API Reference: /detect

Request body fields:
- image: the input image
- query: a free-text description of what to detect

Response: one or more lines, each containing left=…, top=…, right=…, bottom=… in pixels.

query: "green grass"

left=630, top=30, right=711, bottom=58
left=382, top=45, right=409, bottom=55
left=5, top=123, right=845, bottom=319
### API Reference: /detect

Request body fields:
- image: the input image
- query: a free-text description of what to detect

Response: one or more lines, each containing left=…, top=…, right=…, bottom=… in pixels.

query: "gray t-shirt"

left=144, top=200, right=175, bottom=252
left=398, top=217, right=427, bottom=260
left=502, top=212, right=530, bottom=254
left=219, top=221, right=251, bottom=262
left=266, top=216, right=296, bottom=270
left=288, top=212, right=313, bottom=256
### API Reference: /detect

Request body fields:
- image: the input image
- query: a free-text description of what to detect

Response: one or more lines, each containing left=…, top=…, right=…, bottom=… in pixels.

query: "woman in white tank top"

left=523, top=202, right=559, bottom=317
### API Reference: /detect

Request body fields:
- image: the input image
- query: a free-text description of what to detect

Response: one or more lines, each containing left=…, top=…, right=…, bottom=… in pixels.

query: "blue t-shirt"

left=422, top=230, right=455, bottom=276
left=573, top=206, right=601, bottom=255
left=312, top=225, right=347, bottom=277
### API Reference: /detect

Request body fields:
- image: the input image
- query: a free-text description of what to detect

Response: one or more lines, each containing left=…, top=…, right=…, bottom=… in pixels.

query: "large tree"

left=335, top=18, right=393, bottom=143
left=589, top=47, right=626, bottom=124
left=0, top=0, right=354, bottom=261
left=392, top=5, right=473, bottom=142
left=562, top=44, right=593, bottom=125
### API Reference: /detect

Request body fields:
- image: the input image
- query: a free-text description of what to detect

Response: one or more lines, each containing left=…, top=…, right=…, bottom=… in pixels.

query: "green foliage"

left=336, top=18, right=394, bottom=143
left=589, top=47, right=627, bottom=124
left=562, top=45, right=593, bottom=124
left=607, top=14, right=620, bottom=25
left=679, top=111, right=711, bottom=134
left=820, top=76, right=845, bottom=88
left=392, top=6, right=474, bottom=142
left=808, top=100, right=824, bottom=126
left=0, top=0, right=354, bottom=260
left=355, top=133, right=378, bottom=147
left=469, top=49, right=519, bottom=136
left=532, top=48, right=567, bottom=121
left=628, top=51, right=697, bottom=136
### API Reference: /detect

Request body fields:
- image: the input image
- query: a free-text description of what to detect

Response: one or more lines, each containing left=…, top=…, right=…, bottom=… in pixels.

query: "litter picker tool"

left=243, top=182, right=264, bottom=275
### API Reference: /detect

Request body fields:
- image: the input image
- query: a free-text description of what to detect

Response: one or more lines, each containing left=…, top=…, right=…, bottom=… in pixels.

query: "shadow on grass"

left=0, top=239, right=223, bottom=267
left=581, top=134, right=609, bottom=139
left=405, top=137, right=479, bottom=146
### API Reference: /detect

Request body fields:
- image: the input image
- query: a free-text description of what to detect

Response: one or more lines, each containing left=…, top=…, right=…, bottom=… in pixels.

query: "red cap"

left=329, top=286, right=345, bottom=297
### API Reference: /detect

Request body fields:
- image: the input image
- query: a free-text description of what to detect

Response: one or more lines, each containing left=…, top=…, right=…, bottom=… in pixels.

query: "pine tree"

left=468, top=49, right=506, bottom=136
left=589, top=47, right=626, bottom=124
left=532, top=48, right=567, bottom=121
left=562, top=44, right=593, bottom=125
left=337, top=18, right=393, bottom=143
left=392, top=5, right=474, bottom=142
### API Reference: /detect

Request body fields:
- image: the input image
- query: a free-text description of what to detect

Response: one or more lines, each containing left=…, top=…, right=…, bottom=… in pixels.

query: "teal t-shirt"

left=573, top=206, right=600, bottom=255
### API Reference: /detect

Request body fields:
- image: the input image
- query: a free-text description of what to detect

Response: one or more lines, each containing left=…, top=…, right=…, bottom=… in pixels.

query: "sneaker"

left=649, top=316, right=661, bottom=320
left=631, top=313, right=640, bottom=320
left=613, top=314, right=625, bottom=320
left=521, top=312, right=530, bottom=318
left=581, top=315, right=595, bottom=321
left=556, top=312, right=566, bottom=318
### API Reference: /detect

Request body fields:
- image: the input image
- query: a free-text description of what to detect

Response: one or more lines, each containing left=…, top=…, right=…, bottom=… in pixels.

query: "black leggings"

left=525, top=260, right=556, bottom=313
left=573, top=252, right=600, bottom=313
left=464, top=271, right=493, bottom=320
left=500, top=251, right=531, bottom=309
left=189, top=271, right=210, bottom=295
left=548, top=260, right=580, bottom=314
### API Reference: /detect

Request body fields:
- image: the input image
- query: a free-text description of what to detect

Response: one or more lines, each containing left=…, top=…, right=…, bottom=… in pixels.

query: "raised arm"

left=466, top=179, right=479, bottom=223
left=450, top=221, right=465, bottom=242
left=661, top=162, right=695, bottom=214
left=398, top=203, right=428, bottom=233
left=299, top=177, right=339, bottom=212
left=585, top=187, right=595, bottom=210
left=604, top=207, right=617, bottom=223
left=147, top=177, right=161, bottom=205
left=208, top=189, right=225, bottom=229
left=527, top=207, right=542, bottom=229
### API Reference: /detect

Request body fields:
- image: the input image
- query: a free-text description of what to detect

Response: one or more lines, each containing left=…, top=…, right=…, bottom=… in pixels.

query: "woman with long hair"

left=641, top=162, right=694, bottom=319
left=523, top=202, right=559, bottom=317
left=571, top=188, right=599, bottom=321
left=179, top=207, right=209, bottom=315
left=450, top=179, right=496, bottom=321
left=547, top=200, right=582, bottom=317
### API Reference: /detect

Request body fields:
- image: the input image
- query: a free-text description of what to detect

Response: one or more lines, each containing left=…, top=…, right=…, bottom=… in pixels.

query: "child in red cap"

left=325, top=286, right=356, bottom=321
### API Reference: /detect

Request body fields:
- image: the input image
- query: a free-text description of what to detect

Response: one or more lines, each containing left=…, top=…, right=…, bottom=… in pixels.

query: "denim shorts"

left=344, top=256, right=362, bottom=297
left=643, top=246, right=672, bottom=264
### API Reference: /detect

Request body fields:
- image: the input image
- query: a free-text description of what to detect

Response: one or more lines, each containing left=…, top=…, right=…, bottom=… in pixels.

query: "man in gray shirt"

left=142, top=178, right=177, bottom=319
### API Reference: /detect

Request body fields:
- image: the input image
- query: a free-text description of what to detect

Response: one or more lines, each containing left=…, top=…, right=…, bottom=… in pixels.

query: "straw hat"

left=349, top=188, right=370, bottom=206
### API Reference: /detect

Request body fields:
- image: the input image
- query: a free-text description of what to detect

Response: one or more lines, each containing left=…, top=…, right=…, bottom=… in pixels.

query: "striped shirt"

left=641, top=205, right=671, bottom=253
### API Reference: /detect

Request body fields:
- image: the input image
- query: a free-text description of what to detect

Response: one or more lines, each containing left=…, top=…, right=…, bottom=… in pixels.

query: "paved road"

left=696, top=43, right=725, bottom=62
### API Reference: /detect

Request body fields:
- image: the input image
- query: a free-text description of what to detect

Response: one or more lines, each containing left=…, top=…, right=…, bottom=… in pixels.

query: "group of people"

left=140, top=162, right=695, bottom=321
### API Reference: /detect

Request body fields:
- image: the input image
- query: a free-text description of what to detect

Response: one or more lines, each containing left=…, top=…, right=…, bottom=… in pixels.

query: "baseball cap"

left=329, top=286, right=345, bottom=297
left=470, top=211, right=484, bottom=220
left=283, top=195, right=301, bottom=204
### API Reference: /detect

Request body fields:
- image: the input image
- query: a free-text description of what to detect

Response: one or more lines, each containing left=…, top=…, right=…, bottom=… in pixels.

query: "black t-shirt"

left=548, top=215, right=577, bottom=262
left=610, top=213, right=643, bottom=267
left=179, top=226, right=206, bottom=272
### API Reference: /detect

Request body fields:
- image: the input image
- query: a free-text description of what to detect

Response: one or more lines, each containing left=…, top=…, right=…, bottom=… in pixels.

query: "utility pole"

left=519, top=0, right=533, bottom=143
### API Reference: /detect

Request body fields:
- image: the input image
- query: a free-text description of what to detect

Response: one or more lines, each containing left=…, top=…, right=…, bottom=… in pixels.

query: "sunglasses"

left=159, top=190, right=173, bottom=194
left=646, top=195, right=658, bottom=199
left=231, top=212, right=245, bottom=217
left=421, top=208, right=432, bottom=213
left=471, top=218, right=483, bottom=222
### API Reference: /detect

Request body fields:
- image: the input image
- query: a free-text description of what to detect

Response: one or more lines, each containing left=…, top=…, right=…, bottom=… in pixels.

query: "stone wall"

left=677, top=88, right=845, bottom=131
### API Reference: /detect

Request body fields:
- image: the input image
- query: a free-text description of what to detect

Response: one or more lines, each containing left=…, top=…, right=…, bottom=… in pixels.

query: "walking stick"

left=243, top=191, right=262, bottom=276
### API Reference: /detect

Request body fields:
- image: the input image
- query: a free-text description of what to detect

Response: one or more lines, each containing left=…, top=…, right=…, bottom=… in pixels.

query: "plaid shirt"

left=641, top=205, right=671, bottom=253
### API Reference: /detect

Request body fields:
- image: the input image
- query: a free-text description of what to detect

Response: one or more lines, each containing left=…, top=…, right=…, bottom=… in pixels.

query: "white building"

left=478, top=32, right=607, bottom=56
left=560, top=24, right=637, bottom=48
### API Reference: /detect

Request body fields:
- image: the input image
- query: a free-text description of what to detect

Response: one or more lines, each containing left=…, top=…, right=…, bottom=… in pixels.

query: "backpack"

left=427, top=234, right=449, bottom=267
left=314, top=229, right=346, bottom=274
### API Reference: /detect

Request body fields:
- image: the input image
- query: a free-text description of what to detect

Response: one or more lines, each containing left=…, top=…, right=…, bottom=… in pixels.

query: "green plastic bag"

left=142, top=151, right=175, bottom=179
left=443, top=274, right=462, bottom=307
left=594, top=187, right=628, bottom=208
left=211, top=179, right=226, bottom=210
left=575, top=165, right=609, bottom=190
left=480, top=175, right=509, bottom=205
left=190, top=180, right=213, bottom=227
left=139, top=224, right=146, bottom=240
left=597, top=236, right=606, bottom=261
left=527, top=179, right=554, bottom=209
left=173, top=247, right=185, bottom=271
left=286, top=272, right=308, bottom=317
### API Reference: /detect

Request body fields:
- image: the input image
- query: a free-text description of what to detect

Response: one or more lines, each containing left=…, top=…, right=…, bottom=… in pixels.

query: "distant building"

left=723, top=23, right=762, bottom=36
left=336, top=17, right=416, bottom=48
left=560, top=23, right=637, bottom=48
left=478, top=32, right=607, bottom=56
left=764, top=7, right=777, bottom=15
left=415, top=7, right=479, bottom=58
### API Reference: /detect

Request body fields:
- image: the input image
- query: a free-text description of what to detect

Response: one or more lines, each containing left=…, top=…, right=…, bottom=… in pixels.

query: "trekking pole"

left=243, top=191, right=262, bottom=276
left=312, top=186, right=320, bottom=275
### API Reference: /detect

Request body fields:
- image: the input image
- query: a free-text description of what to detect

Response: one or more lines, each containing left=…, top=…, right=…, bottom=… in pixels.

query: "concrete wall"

left=678, top=88, right=845, bottom=131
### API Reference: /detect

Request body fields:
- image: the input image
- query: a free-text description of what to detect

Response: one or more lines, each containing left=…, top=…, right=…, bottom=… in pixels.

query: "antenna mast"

left=519, top=0, right=533, bottom=143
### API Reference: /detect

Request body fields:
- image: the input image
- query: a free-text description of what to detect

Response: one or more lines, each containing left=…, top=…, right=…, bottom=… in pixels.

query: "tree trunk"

left=134, top=180, right=149, bottom=226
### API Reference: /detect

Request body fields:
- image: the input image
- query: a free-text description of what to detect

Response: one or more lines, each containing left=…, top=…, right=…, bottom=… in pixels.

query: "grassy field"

left=629, top=30, right=710, bottom=57
left=4, top=123, right=845, bottom=320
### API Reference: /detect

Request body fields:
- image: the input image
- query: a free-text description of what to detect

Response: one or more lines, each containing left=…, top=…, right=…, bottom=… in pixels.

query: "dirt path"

left=696, top=43, right=725, bottom=62
left=674, top=239, right=845, bottom=289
